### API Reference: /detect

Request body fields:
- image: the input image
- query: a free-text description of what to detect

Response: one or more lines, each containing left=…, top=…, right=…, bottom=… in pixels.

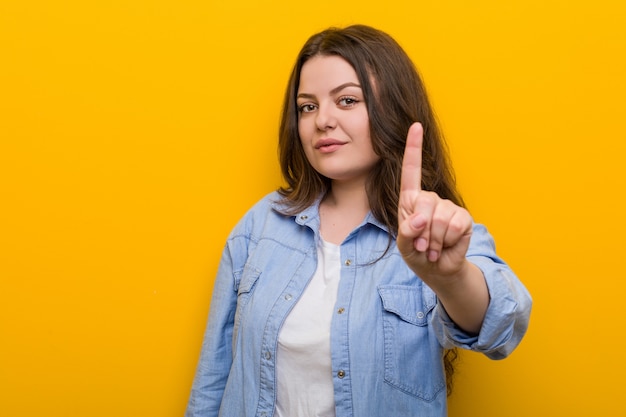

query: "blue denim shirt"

left=186, top=192, right=532, bottom=417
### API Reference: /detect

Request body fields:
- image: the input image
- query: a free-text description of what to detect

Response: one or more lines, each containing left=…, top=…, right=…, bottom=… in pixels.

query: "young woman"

left=186, top=24, right=532, bottom=417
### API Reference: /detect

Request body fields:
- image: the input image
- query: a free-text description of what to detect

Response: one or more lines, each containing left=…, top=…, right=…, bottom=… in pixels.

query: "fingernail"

left=428, top=250, right=439, bottom=262
left=416, top=238, right=428, bottom=252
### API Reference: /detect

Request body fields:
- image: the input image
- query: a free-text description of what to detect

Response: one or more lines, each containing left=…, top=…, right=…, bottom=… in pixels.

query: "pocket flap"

left=378, top=284, right=436, bottom=326
left=234, top=265, right=262, bottom=295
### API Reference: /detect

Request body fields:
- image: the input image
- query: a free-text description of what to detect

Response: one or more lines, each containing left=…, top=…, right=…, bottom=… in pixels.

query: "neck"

left=318, top=180, right=370, bottom=244
left=324, top=180, right=370, bottom=213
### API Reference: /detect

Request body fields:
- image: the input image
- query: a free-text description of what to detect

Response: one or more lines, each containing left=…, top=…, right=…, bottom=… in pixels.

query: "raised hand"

left=396, top=123, right=489, bottom=333
left=396, top=122, right=473, bottom=280
left=397, top=123, right=489, bottom=333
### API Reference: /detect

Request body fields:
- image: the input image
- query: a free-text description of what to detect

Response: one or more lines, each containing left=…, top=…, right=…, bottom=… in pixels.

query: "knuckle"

left=432, top=211, right=448, bottom=226
left=448, top=211, right=470, bottom=234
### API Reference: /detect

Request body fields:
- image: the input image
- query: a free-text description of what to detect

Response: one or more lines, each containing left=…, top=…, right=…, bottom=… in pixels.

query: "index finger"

left=400, top=122, right=423, bottom=193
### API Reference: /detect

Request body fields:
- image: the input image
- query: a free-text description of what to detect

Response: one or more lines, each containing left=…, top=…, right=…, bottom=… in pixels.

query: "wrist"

left=426, top=260, right=482, bottom=298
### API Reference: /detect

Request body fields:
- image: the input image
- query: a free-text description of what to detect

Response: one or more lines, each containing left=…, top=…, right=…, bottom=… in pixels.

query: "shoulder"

left=242, top=191, right=285, bottom=219
left=225, top=191, right=319, bottom=257
left=229, top=191, right=294, bottom=238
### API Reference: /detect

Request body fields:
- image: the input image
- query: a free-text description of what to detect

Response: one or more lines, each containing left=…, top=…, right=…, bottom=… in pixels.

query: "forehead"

left=298, top=55, right=360, bottom=91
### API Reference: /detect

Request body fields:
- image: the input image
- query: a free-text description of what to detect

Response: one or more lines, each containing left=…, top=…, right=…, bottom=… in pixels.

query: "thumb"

left=409, top=213, right=429, bottom=252
left=398, top=213, right=429, bottom=256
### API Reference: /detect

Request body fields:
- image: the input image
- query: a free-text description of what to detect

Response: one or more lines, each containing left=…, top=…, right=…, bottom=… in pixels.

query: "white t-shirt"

left=275, top=238, right=341, bottom=417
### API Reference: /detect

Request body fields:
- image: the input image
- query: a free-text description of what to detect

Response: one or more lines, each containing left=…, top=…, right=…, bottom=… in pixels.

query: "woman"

left=186, top=24, right=531, bottom=417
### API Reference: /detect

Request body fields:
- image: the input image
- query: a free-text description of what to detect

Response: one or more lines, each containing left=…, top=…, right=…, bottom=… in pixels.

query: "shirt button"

left=300, top=215, right=308, bottom=220
left=284, top=294, right=293, bottom=301
left=264, top=351, right=271, bottom=360
left=417, top=312, right=425, bottom=319
left=337, top=307, right=345, bottom=314
left=344, top=259, right=352, bottom=266
left=260, top=412, right=267, bottom=417
left=337, top=370, right=346, bottom=378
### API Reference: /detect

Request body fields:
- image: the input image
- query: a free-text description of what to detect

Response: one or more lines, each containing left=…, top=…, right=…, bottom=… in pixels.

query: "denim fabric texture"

left=186, top=192, right=532, bottom=417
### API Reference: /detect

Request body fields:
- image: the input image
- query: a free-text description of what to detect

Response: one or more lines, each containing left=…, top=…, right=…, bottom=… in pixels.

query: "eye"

left=298, top=103, right=317, bottom=113
left=338, top=96, right=360, bottom=108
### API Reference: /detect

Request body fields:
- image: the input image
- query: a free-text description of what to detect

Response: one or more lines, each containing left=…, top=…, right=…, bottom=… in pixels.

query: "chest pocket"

left=377, top=284, right=445, bottom=402
left=233, top=265, right=262, bottom=337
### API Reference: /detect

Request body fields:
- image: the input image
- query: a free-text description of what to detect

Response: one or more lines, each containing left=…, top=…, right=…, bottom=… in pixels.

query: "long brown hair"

left=277, top=24, right=462, bottom=396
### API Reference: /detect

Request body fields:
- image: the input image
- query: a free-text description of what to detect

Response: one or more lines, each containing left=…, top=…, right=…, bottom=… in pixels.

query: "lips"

left=314, top=138, right=347, bottom=152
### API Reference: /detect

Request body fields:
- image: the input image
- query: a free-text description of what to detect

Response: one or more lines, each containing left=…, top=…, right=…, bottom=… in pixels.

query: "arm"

left=185, top=243, right=238, bottom=417
left=396, top=123, right=489, bottom=334
left=425, top=259, right=489, bottom=334
left=432, top=224, right=532, bottom=359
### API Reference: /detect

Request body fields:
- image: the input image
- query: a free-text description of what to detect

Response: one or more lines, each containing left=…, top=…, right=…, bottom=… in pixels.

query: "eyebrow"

left=297, top=82, right=362, bottom=99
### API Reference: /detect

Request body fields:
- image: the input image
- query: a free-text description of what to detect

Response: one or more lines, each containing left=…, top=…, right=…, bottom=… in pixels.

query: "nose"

left=315, top=103, right=337, bottom=131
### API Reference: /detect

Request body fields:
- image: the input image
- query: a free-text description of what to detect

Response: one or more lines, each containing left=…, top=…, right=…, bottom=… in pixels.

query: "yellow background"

left=1, top=0, right=625, bottom=415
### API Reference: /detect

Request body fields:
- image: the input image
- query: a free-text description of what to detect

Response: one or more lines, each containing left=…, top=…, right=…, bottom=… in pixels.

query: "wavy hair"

left=277, top=24, right=463, bottom=396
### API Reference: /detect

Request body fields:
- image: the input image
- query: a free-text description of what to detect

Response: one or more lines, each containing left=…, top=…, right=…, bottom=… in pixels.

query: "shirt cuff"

left=432, top=256, right=529, bottom=360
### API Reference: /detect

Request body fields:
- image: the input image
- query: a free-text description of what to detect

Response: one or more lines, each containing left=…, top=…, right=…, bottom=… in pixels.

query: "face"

left=296, top=55, right=379, bottom=186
